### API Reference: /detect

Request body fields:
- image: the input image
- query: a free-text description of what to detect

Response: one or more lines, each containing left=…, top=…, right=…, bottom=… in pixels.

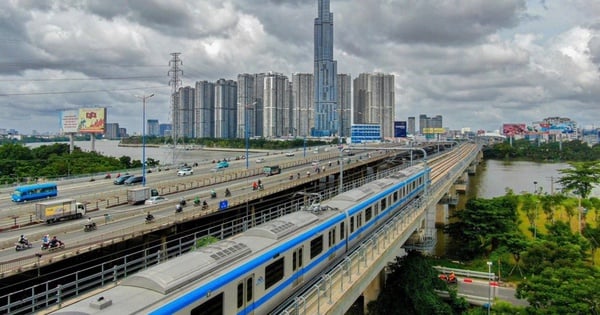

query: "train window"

left=365, top=207, right=372, bottom=222
left=393, top=191, right=398, bottom=202
left=374, top=203, right=379, bottom=216
left=247, top=277, right=253, bottom=302
left=191, top=292, right=223, bottom=315
left=265, top=257, right=284, bottom=290
left=328, top=227, right=336, bottom=246
left=237, top=282, right=244, bottom=308
left=381, top=198, right=387, bottom=211
left=298, top=247, right=303, bottom=267
left=357, top=213, right=362, bottom=227
left=350, top=216, right=354, bottom=233
left=310, top=235, right=323, bottom=259
left=340, top=221, right=345, bottom=239
left=293, top=252, right=297, bottom=271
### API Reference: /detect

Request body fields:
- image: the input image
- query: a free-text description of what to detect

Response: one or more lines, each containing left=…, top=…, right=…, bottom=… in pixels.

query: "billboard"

left=78, top=108, right=107, bottom=133
left=394, top=121, right=407, bottom=137
left=422, top=128, right=445, bottom=134
left=60, top=110, right=79, bottom=133
left=502, top=123, right=527, bottom=136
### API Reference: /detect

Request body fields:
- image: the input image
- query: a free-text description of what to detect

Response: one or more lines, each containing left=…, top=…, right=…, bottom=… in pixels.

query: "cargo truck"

left=127, top=187, right=159, bottom=205
left=35, top=199, right=86, bottom=224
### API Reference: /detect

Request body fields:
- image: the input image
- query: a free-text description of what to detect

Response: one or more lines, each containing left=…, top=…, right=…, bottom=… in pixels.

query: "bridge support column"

left=362, top=269, right=385, bottom=313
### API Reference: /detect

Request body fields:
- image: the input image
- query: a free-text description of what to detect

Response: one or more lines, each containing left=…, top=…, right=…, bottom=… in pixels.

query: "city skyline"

left=1, top=1, right=599, bottom=134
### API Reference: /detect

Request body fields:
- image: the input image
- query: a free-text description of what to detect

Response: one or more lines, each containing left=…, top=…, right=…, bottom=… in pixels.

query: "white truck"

left=35, top=199, right=86, bottom=224
left=127, top=187, right=159, bottom=205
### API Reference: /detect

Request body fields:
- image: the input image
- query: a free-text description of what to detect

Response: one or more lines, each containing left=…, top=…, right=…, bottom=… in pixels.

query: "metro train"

left=52, top=163, right=430, bottom=315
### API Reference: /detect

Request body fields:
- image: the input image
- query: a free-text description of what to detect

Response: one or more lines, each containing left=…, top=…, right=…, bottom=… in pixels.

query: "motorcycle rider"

left=179, top=197, right=186, bottom=206
left=210, top=189, right=217, bottom=198
left=194, top=196, right=201, bottom=206
left=146, top=212, right=154, bottom=222
left=202, top=200, right=209, bottom=209
left=49, top=236, right=62, bottom=248
left=42, top=234, right=49, bottom=246
left=18, top=234, right=29, bottom=245
left=176, top=203, right=183, bottom=213
left=225, top=188, right=231, bottom=197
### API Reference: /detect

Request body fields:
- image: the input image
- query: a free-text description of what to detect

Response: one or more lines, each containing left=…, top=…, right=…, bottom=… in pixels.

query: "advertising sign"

left=394, top=121, right=407, bottom=137
left=78, top=108, right=106, bottom=133
left=502, top=123, right=527, bottom=136
left=422, top=128, right=445, bottom=134
left=60, top=110, right=79, bottom=133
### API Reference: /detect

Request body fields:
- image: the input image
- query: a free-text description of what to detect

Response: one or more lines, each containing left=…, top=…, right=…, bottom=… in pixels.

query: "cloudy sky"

left=1, top=0, right=599, bottom=135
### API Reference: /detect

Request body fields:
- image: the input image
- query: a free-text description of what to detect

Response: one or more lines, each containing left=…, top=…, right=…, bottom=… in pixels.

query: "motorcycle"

left=15, top=241, right=33, bottom=251
left=210, top=191, right=217, bottom=199
left=84, top=222, right=97, bottom=232
left=145, top=214, right=155, bottom=224
left=193, top=198, right=201, bottom=207
left=201, top=201, right=209, bottom=210
left=179, top=198, right=186, bottom=207
left=41, top=240, right=65, bottom=251
left=225, top=189, right=231, bottom=197
left=175, top=204, right=183, bottom=213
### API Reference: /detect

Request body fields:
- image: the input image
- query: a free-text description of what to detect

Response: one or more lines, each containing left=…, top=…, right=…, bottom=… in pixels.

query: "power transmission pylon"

left=168, top=52, right=183, bottom=166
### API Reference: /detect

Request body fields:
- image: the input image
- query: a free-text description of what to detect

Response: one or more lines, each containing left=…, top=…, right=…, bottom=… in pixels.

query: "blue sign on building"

left=394, top=121, right=407, bottom=138
left=350, top=124, right=381, bottom=144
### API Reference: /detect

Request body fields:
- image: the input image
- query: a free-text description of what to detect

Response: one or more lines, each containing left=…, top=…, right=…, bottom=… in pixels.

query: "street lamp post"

left=487, top=261, right=493, bottom=315
left=137, top=93, right=154, bottom=186
left=533, top=180, right=538, bottom=238
left=241, top=101, right=257, bottom=169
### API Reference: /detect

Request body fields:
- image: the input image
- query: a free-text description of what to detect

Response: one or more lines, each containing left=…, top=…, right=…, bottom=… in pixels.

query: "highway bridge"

left=0, top=142, right=496, bottom=314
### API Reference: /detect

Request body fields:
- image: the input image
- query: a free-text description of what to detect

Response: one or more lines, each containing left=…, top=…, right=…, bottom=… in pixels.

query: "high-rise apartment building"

left=263, top=72, right=290, bottom=138
left=105, top=123, right=119, bottom=139
left=147, top=119, right=159, bottom=136
left=195, top=81, right=215, bottom=138
left=407, top=117, right=416, bottom=135
left=419, top=114, right=443, bottom=135
left=174, top=86, right=195, bottom=138
left=292, top=73, right=313, bottom=137
left=214, top=79, right=238, bottom=138
left=353, top=73, right=395, bottom=138
left=337, top=73, right=351, bottom=137
left=313, top=0, right=338, bottom=137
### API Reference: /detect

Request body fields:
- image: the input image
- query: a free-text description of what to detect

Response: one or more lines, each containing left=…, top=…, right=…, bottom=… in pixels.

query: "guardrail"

left=434, top=266, right=495, bottom=280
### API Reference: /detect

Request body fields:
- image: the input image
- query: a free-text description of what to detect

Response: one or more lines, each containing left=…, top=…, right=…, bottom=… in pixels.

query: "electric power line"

left=0, top=85, right=168, bottom=97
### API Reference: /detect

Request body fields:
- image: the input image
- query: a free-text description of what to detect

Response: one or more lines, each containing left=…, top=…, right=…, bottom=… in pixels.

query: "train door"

left=291, top=246, right=304, bottom=288
left=237, top=274, right=255, bottom=315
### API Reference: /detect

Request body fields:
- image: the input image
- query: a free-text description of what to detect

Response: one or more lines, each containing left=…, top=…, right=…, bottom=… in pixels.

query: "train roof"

left=242, top=210, right=319, bottom=240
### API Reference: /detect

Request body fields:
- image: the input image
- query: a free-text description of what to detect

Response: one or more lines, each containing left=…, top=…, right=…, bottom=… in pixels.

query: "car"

left=177, top=167, right=193, bottom=176
left=285, top=152, right=295, bottom=157
left=113, top=174, right=134, bottom=185
left=256, top=158, right=265, bottom=163
left=216, top=161, right=229, bottom=169
left=124, top=175, right=144, bottom=185
left=312, top=160, right=320, bottom=166
left=145, top=196, right=168, bottom=205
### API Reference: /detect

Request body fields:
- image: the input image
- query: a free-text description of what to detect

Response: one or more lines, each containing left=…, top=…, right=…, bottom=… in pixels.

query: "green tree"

left=367, top=251, right=468, bottom=315
left=557, top=161, right=600, bottom=225
left=445, top=196, right=519, bottom=259
left=516, top=266, right=600, bottom=314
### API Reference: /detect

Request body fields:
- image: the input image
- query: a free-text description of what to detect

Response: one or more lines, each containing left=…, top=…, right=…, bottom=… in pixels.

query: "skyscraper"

left=353, top=73, right=395, bottom=138
left=313, top=0, right=338, bottom=137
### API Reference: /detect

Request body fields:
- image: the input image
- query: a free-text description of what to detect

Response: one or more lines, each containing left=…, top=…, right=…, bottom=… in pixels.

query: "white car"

left=145, top=196, right=168, bottom=205
left=256, top=158, right=265, bottom=163
left=311, top=160, right=320, bottom=166
left=285, top=152, right=295, bottom=157
left=177, top=167, right=193, bottom=176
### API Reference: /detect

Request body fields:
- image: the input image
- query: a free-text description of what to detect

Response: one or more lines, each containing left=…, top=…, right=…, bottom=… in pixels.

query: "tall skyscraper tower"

left=313, top=0, right=338, bottom=137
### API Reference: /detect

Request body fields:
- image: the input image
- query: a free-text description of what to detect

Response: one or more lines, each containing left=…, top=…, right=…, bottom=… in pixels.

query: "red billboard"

left=502, top=123, right=527, bottom=136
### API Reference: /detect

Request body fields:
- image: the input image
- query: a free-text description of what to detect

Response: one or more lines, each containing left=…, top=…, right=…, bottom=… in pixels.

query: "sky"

left=1, top=0, right=599, bottom=135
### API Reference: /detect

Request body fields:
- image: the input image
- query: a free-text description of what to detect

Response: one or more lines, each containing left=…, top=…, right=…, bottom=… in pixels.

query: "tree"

left=557, top=161, right=600, bottom=230
left=445, top=196, right=518, bottom=259
left=516, top=266, right=600, bottom=314
left=366, top=251, right=467, bottom=315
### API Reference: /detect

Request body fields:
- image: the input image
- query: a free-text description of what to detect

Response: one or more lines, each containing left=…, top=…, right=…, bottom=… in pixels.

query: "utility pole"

left=168, top=53, right=183, bottom=166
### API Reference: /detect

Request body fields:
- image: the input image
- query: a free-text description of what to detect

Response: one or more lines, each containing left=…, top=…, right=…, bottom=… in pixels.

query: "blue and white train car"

left=51, top=164, right=429, bottom=315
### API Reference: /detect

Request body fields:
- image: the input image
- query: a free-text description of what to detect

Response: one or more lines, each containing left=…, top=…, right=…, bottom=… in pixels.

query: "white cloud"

left=0, top=0, right=598, bottom=134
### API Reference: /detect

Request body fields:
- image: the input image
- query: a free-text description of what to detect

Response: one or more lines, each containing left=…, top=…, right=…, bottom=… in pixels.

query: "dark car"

left=124, top=175, right=144, bottom=185
left=113, top=174, right=134, bottom=185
